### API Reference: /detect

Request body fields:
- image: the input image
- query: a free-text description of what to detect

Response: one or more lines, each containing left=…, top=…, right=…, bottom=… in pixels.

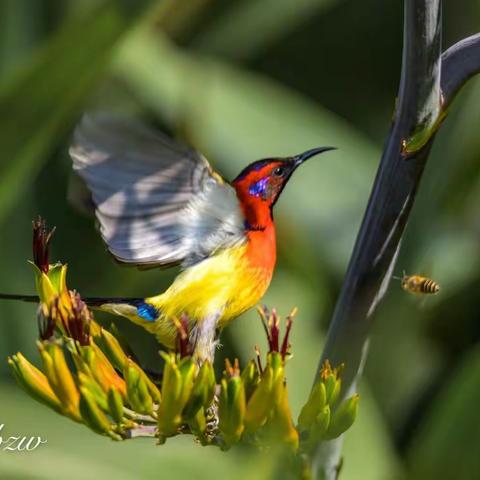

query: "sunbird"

left=2, top=114, right=335, bottom=361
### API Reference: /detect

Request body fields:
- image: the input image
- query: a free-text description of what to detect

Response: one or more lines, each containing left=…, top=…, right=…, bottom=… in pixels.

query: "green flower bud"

left=298, top=381, right=327, bottom=431
left=177, top=357, right=197, bottom=403
left=46, top=263, right=67, bottom=294
left=324, top=374, right=341, bottom=406
left=240, top=360, right=259, bottom=401
left=218, top=376, right=246, bottom=446
left=124, top=360, right=153, bottom=415
left=310, top=405, right=331, bottom=444
left=157, top=354, right=197, bottom=438
left=325, top=394, right=359, bottom=440
left=79, top=386, right=120, bottom=440
left=189, top=408, right=208, bottom=442
left=78, top=372, right=108, bottom=412
left=184, top=360, right=215, bottom=420
left=107, top=387, right=124, bottom=424
left=244, top=364, right=274, bottom=433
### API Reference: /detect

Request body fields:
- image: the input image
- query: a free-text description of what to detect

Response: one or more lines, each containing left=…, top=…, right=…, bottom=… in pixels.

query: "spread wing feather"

left=69, top=114, right=246, bottom=268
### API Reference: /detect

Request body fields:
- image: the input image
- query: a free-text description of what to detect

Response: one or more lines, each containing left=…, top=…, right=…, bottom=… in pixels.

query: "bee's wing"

left=70, top=113, right=246, bottom=268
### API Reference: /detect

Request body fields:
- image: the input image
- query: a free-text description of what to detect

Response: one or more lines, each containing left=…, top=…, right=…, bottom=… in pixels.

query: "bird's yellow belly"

left=147, top=244, right=272, bottom=347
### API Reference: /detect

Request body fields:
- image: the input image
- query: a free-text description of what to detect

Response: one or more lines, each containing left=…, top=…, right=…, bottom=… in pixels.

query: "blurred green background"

left=1, top=1, right=479, bottom=479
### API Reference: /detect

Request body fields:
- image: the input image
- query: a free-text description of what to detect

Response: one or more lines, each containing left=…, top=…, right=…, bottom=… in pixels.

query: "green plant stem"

left=123, top=407, right=157, bottom=423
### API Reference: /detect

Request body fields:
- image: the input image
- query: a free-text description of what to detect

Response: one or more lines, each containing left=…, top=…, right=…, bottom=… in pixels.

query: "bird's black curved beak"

left=293, top=146, right=337, bottom=166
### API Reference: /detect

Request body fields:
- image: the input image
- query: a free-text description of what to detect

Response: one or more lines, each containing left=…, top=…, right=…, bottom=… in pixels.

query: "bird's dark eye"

left=272, top=166, right=285, bottom=177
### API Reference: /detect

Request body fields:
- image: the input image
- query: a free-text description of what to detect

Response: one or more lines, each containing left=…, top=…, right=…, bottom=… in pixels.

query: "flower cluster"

left=7, top=218, right=359, bottom=453
left=298, top=361, right=359, bottom=452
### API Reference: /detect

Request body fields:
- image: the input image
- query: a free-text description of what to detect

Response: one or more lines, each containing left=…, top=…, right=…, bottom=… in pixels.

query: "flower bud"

left=240, top=360, right=259, bottom=401
left=184, top=360, right=215, bottom=420
left=324, top=374, right=341, bottom=407
left=8, top=353, right=61, bottom=413
left=189, top=408, right=208, bottom=442
left=78, top=372, right=108, bottom=412
left=46, top=263, right=68, bottom=294
left=139, top=366, right=161, bottom=404
left=79, top=386, right=120, bottom=440
left=218, top=376, right=246, bottom=447
left=76, top=344, right=126, bottom=399
left=94, top=328, right=128, bottom=371
left=107, top=387, right=125, bottom=424
left=31, top=264, right=56, bottom=305
left=157, top=354, right=196, bottom=439
left=297, top=381, right=327, bottom=431
left=38, top=341, right=80, bottom=421
left=31, top=217, right=55, bottom=274
left=309, top=405, right=331, bottom=446
left=124, top=360, right=153, bottom=415
left=244, top=363, right=274, bottom=433
left=269, top=383, right=299, bottom=451
left=325, top=394, right=359, bottom=440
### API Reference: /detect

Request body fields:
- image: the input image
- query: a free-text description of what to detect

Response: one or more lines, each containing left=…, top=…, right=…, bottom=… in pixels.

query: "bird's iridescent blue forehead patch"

left=248, top=177, right=269, bottom=198
left=135, top=302, right=158, bottom=322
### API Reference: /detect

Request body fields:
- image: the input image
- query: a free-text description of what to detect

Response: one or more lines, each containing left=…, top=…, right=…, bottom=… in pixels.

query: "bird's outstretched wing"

left=70, top=114, right=246, bottom=268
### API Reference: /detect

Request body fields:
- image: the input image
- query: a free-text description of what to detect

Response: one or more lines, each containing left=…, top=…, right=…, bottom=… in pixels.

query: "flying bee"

left=395, top=272, right=440, bottom=295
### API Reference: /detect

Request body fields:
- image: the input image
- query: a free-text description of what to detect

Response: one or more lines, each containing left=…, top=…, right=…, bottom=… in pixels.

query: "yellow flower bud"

left=94, top=328, right=128, bottom=372
left=81, top=344, right=127, bottom=399
left=31, top=264, right=56, bottom=305
left=38, top=342, right=80, bottom=421
left=269, top=383, right=299, bottom=452
left=8, top=353, right=61, bottom=413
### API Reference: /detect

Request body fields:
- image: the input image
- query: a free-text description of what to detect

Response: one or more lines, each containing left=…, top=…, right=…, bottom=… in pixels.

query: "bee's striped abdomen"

left=420, top=277, right=439, bottom=294
left=401, top=274, right=440, bottom=295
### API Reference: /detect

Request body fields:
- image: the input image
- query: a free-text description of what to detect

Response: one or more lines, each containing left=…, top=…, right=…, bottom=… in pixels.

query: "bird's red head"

left=232, top=147, right=335, bottom=230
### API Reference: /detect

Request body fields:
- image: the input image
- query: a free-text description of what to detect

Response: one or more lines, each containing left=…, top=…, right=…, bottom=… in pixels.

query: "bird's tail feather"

left=0, top=293, right=142, bottom=307
left=0, top=293, right=39, bottom=302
